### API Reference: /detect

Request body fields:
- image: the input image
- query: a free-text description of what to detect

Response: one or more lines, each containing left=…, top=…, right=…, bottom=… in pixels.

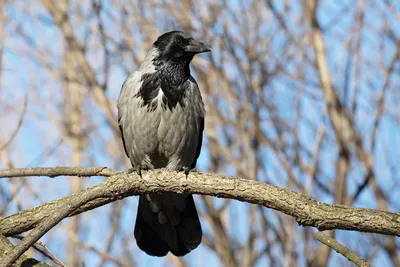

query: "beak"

left=185, top=39, right=212, bottom=54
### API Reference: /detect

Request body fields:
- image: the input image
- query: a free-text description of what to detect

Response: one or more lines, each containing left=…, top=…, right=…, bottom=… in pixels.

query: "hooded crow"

left=117, top=31, right=212, bottom=257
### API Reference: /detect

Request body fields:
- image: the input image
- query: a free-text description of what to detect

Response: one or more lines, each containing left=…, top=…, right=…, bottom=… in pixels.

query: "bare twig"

left=351, top=46, right=400, bottom=203
left=11, top=235, right=66, bottom=267
left=0, top=166, right=119, bottom=178
left=70, top=234, right=130, bottom=267
left=316, top=232, right=371, bottom=267
left=0, top=95, right=28, bottom=152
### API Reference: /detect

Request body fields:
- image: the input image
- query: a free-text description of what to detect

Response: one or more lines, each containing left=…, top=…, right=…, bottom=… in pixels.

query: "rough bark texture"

left=1, top=168, right=399, bottom=238
left=0, top=235, right=51, bottom=267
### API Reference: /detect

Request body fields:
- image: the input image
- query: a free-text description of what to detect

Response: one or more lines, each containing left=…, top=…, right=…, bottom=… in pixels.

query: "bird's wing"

left=188, top=77, right=205, bottom=169
left=117, top=72, right=143, bottom=161
left=191, top=116, right=204, bottom=169
left=118, top=113, right=129, bottom=158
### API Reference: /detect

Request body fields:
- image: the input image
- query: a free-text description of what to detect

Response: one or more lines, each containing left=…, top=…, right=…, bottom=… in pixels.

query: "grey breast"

left=118, top=74, right=204, bottom=171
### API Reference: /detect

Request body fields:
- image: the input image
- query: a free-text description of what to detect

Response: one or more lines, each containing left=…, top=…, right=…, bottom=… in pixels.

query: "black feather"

left=134, top=196, right=170, bottom=257
left=134, top=73, right=160, bottom=112
left=118, top=115, right=129, bottom=158
left=135, top=66, right=189, bottom=110
left=134, top=31, right=207, bottom=111
left=153, top=31, right=193, bottom=60
left=191, top=117, right=204, bottom=169
left=135, top=194, right=202, bottom=257
left=169, top=195, right=202, bottom=256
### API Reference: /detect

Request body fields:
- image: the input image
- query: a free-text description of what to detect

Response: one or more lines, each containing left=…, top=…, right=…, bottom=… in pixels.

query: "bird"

left=117, top=31, right=212, bottom=257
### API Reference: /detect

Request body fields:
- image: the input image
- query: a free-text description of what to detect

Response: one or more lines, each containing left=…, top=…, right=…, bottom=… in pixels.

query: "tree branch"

left=0, top=167, right=399, bottom=239
left=0, top=234, right=51, bottom=267
left=316, top=232, right=370, bottom=267
left=0, top=166, right=118, bottom=178
left=1, top=178, right=108, bottom=266
left=10, top=235, right=66, bottom=267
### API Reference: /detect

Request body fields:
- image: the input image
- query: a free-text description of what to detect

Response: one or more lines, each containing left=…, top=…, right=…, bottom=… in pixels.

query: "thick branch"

left=0, top=167, right=399, bottom=238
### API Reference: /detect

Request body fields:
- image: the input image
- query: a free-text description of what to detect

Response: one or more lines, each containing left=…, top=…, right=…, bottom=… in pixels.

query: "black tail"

left=134, top=194, right=202, bottom=257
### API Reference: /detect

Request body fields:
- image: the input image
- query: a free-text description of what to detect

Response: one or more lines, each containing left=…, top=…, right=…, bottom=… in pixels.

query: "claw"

left=135, top=165, right=142, bottom=177
left=177, top=166, right=190, bottom=178
left=129, top=165, right=148, bottom=178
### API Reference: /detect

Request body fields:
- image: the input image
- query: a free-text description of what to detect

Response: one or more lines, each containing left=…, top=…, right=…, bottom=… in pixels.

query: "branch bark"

left=0, top=167, right=399, bottom=239
left=1, top=179, right=107, bottom=267
left=315, top=232, right=370, bottom=267
left=0, top=234, right=51, bottom=267
left=0, top=166, right=117, bottom=178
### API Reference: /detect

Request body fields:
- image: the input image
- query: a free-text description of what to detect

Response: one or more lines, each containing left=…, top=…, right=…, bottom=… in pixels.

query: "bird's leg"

left=177, top=166, right=191, bottom=178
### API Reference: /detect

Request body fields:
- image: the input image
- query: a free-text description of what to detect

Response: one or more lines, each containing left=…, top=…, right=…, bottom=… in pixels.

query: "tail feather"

left=134, top=194, right=202, bottom=257
left=134, top=196, right=170, bottom=256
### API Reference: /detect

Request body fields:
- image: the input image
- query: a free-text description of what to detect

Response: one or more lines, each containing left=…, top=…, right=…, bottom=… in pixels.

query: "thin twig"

left=11, top=235, right=67, bottom=267
left=350, top=46, right=400, bottom=203
left=0, top=166, right=119, bottom=178
left=316, top=232, right=371, bottom=267
left=0, top=95, right=28, bottom=152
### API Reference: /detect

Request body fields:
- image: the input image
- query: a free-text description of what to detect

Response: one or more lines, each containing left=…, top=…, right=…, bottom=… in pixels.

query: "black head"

left=153, top=31, right=212, bottom=61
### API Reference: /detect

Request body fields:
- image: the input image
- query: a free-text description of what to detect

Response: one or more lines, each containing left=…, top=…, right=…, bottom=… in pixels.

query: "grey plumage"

left=117, top=31, right=211, bottom=257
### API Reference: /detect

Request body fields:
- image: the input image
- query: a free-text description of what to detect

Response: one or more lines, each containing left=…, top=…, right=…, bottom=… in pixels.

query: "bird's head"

left=153, top=31, right=212, bottom=63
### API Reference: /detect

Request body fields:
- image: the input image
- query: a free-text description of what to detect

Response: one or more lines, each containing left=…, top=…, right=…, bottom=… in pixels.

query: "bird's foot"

left=177, top=166, right=191, bottom=178
left=128, top=165, right=149, bottom=178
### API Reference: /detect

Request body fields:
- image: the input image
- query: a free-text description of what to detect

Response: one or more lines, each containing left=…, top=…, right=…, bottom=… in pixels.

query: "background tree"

left=0, top=0, right=399, bottom=266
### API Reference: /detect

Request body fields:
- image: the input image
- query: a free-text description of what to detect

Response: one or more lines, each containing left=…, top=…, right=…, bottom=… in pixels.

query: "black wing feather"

left=118, top=114, right=129, bottom=158
left=191, top=117, right=204, bottom=169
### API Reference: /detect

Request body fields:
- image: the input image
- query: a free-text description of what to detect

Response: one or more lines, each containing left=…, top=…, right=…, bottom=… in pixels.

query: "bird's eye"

left=176, top=37, right=183, bottom=45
